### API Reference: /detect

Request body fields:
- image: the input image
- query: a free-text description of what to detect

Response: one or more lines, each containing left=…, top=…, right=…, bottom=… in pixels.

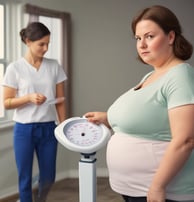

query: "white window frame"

left=0, top=3, right=5, bottom=120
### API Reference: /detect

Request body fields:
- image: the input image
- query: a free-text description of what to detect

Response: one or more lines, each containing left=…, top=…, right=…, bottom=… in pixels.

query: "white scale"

left=54, top=117, right=111, bottom=202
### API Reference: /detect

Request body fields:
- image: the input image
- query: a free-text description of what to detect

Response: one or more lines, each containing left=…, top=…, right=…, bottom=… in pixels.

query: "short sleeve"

left=2, top=63, right=18, bottom=89
left=163, top=64, right=194, bottom=109
left=55, top=61, right=67, bottom=84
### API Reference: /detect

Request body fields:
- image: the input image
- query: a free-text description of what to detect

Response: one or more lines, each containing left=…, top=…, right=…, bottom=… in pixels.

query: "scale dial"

left=55, top=117, right=111, bottom=153
left=64, top=120, right=103, bottom=146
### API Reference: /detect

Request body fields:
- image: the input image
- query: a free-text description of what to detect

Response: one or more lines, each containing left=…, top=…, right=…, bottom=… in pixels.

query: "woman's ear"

left=25, top=38, right=31, bottom=46
left=168, top=30, right=175, bottom=45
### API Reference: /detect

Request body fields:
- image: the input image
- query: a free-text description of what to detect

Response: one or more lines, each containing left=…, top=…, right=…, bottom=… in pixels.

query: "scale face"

left=55, top=117, right=111, bottom=154
left=64, top=119, right=103, bottom=147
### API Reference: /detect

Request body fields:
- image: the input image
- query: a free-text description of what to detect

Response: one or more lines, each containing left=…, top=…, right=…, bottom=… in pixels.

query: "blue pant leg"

left=14, top=123, right=34, bottom=202
left=34, top=122, right=57, bottom=202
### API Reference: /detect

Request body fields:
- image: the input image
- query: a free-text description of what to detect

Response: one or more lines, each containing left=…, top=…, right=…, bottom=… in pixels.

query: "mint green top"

left=107, top=63, right=194, bottom=198
left=108, top=63, right=194, bottom=141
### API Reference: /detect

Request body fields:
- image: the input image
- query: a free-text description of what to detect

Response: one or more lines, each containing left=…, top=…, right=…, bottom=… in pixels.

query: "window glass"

left=0, top=4, right=4, bottom=118
left=0, top=2, right=25, bottom=123
left=39, top=16, right=62, bottom=65
left=0, top=5, right=4, bottom=59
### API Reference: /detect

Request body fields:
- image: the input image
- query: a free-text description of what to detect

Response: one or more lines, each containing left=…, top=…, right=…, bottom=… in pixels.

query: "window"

left=0, top=4, right=5, bottom=118
left=39, top=16, right=62, bottom=65
left=0, top=2, right=24, bottom=126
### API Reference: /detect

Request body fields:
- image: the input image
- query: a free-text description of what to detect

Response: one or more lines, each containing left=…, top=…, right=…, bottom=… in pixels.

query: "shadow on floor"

left=47, top=177, right=123, bottom=202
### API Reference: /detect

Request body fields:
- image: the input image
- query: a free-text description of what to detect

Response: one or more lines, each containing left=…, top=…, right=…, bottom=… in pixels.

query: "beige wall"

left=1, top=0, right=194, bottom=198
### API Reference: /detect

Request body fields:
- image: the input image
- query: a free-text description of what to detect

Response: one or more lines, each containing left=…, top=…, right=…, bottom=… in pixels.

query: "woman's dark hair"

left=131, top=5, right=193, bottom=61
left=20, top=22, right=50, bottom=44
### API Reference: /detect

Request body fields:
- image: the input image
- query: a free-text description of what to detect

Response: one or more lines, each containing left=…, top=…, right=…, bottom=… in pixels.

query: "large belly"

left=106, top=132, right=169, bottom=195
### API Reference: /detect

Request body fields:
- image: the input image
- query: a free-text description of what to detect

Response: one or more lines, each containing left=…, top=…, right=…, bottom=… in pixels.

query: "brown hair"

left=20, top=22, right=50, bottom=44
left=131, top=5, right=193, bottom=61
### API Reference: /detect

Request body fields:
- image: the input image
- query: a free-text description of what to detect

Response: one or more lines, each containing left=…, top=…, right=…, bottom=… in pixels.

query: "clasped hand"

left=29, top=93, right=47, bottom=105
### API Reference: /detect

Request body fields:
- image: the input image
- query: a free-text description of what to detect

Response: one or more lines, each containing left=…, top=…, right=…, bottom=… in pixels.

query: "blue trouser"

left=14, top=122, right=58, bottom=202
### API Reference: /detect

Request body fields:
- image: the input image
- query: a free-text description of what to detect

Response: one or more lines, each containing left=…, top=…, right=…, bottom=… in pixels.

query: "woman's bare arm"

left=147, top=104, right=194, bottom=202
left=3, top=86, right=47, bottom=109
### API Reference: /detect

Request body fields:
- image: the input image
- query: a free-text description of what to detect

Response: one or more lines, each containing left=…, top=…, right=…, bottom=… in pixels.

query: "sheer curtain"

left=39, top=16, right=62, bottom=65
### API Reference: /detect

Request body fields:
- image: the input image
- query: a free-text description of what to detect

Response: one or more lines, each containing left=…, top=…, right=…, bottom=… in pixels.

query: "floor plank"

left=2, top=177, right=123, bottom=202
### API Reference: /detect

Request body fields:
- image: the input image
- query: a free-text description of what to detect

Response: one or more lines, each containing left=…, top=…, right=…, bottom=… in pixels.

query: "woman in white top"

left=85, top=5, right=194, bottom=202
left=3, top=22, right=67, bottom=202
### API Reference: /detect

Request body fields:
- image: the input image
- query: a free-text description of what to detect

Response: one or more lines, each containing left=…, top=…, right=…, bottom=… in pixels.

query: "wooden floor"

left=2, top=177, right=123, bottom=202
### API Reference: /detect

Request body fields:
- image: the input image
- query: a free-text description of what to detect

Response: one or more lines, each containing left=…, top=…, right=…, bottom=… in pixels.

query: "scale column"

left=79, top=153, right=97, bottom=202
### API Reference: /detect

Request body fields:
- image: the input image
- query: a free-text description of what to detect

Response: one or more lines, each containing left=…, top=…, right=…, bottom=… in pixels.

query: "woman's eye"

left=146, top=35, right=154, bottom=39
left=135, top=36, right=141, bottom=41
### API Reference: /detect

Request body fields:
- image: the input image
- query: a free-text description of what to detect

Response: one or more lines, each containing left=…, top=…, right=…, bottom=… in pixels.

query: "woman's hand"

left=84, top=111, right=110, bottom=128
left=147, top=186, right=165, bottom=202
left=29, top=93, right=47, bottom=105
